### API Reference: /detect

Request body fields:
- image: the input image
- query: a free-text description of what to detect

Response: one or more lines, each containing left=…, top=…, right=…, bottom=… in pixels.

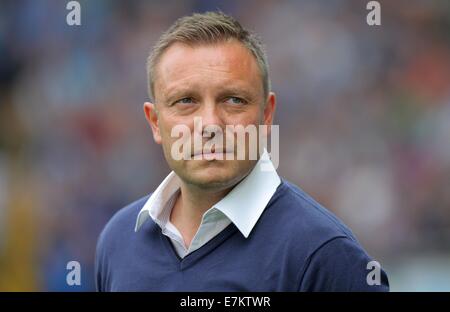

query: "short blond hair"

left=146, top=11, right=270, bottom=101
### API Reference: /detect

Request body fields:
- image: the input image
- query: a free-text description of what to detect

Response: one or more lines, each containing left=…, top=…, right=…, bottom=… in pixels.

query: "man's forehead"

left=164, top=40, right=253, bottom=60
left=161, top=81, right=256, bottom=99
left=155, top=41, right=262, bottom=97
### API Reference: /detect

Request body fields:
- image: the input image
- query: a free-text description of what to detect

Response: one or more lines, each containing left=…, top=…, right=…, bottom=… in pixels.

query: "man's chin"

left=188, top=171, right=236, bottom=189
left=179, top=164, right=242, bottom=190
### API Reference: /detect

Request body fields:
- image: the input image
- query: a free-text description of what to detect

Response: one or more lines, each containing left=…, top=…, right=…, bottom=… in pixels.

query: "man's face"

left=144, top=40, right=276, bottom=191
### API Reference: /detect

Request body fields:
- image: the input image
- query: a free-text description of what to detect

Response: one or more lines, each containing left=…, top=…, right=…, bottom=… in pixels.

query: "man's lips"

left=192, top=147, right=227, bottom=155
left=191, top=149, right=234, bottom=160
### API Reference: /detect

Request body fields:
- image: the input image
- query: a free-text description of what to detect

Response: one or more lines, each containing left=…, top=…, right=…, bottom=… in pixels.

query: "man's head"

left=146, top=11, right=271, bottom=101
left=144, top=11, right=276, bottom=192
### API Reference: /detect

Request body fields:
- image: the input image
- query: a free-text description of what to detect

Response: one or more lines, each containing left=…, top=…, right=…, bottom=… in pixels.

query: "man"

left=95, top=11, right=389, bottom=291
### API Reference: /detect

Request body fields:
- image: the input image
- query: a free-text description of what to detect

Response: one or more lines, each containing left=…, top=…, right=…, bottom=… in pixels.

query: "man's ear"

left=263, top=92, right=276, bottom=136
left=143, top=102, right=162, bottom=144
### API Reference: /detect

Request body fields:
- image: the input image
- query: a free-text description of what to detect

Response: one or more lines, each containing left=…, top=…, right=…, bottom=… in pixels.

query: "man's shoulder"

left=96, top=194, right=151, bottom=250
left=107, top=195, right=149, bottom=230
left=266, top=178, right=359, bottom=247
left=265, top=179, right=390, bottom=291
left=95, top=194, right=151, bottom=291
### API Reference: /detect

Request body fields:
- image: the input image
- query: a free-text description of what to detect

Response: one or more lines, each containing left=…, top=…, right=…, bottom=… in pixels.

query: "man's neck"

left=169, top=182, right=234, bottom=249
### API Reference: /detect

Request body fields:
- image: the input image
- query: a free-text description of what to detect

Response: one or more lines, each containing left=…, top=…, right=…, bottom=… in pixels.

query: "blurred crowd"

left=0, top=0, right=449, bottom=291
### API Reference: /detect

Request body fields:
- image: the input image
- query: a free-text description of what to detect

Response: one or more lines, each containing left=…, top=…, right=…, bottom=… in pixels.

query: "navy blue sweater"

left=95, top=179, right=389, bottom=291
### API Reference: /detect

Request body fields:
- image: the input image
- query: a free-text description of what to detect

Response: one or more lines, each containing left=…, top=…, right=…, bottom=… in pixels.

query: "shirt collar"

left=134, top=170, right=181, bottom=232
left=135, top=149, right=281, bottom=238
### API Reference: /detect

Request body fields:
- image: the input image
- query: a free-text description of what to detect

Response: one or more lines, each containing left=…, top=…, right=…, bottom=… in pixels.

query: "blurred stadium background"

left=1, top=0, right=450, bottom=291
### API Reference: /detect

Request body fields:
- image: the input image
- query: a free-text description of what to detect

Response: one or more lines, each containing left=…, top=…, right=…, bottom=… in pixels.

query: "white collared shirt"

left=135, top=150, right=281, bottom=258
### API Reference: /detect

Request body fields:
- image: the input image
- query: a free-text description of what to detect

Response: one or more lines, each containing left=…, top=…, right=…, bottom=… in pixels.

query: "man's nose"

left=198, top=101, right=224, bottom=134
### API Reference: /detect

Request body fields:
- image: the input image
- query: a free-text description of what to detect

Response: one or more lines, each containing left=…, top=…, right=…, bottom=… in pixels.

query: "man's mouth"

left=191, top=148, right=234, bottom=160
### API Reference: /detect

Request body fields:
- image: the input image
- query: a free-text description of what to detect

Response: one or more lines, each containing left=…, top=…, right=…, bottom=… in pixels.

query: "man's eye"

left=225, top=97, right=245, bottom=105
left=175, top=97, right=194, bottom=105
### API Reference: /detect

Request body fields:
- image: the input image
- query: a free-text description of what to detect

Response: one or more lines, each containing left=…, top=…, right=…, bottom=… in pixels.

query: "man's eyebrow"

left=216, top=87, right=256, bottom=99
left=161, top=87, right=197, bottom=102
